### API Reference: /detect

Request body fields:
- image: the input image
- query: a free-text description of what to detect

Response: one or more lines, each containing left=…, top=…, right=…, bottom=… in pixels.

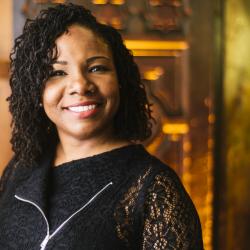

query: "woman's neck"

left=53, top=137, right=131, bottom=167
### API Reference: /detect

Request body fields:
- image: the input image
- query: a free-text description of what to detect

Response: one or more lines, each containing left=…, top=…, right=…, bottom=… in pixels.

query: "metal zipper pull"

left=40, top=234, right=50, bottom=250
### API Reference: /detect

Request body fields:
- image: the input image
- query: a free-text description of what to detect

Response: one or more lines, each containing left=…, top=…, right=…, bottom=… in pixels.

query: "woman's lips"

left=63, top=102, right=101, bottom=119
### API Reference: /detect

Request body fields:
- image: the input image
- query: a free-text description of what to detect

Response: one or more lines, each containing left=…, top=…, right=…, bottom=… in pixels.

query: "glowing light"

left=111, top=0, right=125, bottom=4
left=124, top=40, right=188, bottom=51
left=143, top=67, right=164, bottom=81
left=125, top=40, right=187, bottom=57
left=131, top=50, right=180, bottom=57
left=183, top=142, right=192, bottom=152
left=162, top=123, right=189, bottom=134
left=146, top=135, right=163, bottom=154
left=169, top=134, right=180, bottom=141
left=208, top=114, right=215, bottom=123
left=182, top=173, right=192, bottom=183
left=92, top=0, right=108, bottom=4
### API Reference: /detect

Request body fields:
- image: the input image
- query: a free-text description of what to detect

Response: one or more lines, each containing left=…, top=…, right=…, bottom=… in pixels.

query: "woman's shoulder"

left=132, top=147, right=184, bottom=189
left=0, top=157, right=18, bottom=196
left=115, top=149, right=204, bottom=249
left=146, top=155, right=186, bottom=191
left=140, top=156, right=204, bottom=249
left=118, top=146, right=197, bottom=215
left=0, top=157, right=31, bottom=197
left=135, top=152, right=197, bottom=214
left=141, top=154, right=194, bottom=209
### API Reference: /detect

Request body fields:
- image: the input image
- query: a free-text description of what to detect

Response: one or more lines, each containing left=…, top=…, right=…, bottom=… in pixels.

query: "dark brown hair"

left=8, top=3, right=153, bottom=167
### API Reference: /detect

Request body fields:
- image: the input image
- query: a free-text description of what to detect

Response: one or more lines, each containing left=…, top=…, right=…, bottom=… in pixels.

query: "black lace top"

left=0, top=144, right=203, bottom=250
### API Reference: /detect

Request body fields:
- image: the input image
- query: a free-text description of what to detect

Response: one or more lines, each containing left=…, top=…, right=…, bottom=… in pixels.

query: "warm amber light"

left=146, top=135, right=163, bottom=154
left=131, top=50, right=180, bottom=57
left=182, top=172, right=192, bottom=183
left=125, top=40, right=188, bottom=51
left=143, top=67, right=164, bottom=81
left=92, top=0, right=108, bottom=4
left=162, top=123, right=189, bottom=134
left=208, top=114, right=215, bottom=123
left=111, top=0, right=125, bottom=4
left=169, top=134, right=180, bottom=141
left=183, top=141, right=192, bottom=152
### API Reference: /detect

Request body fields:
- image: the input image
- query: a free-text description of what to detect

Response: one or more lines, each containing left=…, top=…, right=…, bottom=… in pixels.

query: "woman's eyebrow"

left=53, top=60, right=68, bottom=65
left=86, top=56, right=110, bottom=64
left=53, top=56, right=110, bottom=65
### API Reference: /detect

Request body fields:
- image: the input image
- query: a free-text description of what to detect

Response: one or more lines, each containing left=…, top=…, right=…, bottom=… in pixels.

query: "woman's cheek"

left=42, top=82, right=63, bottom=106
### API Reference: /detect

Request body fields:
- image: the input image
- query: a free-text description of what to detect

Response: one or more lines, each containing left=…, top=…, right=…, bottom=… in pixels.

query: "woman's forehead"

left=52, top=24, right=111, bottom=60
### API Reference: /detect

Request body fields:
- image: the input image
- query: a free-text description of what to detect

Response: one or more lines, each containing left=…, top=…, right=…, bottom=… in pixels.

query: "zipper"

left=15, top=181, right=113, bottom=250
left=14, top=195, right=50, bottom=250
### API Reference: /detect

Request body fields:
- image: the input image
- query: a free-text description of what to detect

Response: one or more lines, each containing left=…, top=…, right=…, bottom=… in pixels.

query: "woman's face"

left=42, top=24, right=120, bottom=143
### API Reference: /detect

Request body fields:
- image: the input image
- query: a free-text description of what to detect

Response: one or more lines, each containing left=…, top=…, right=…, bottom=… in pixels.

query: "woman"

left=0, top=3, right=203, bottom=250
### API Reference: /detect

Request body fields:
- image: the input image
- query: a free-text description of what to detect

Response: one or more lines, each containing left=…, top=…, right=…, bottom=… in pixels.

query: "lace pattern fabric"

left=114, top=167, right=152, bottom=246
left=115, top=168, right=203, bottom=250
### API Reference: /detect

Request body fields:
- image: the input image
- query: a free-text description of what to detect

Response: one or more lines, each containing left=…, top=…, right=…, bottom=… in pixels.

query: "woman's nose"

left=68, top=73, right=96, bottom=96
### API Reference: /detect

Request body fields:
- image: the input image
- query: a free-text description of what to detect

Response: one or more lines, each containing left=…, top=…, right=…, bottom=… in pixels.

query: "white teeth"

left=68, top=105, right=97, bottom=112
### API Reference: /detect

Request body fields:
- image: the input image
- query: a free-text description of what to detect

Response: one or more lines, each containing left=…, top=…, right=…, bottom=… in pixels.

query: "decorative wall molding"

left=22, top=0, right=190, bottom=37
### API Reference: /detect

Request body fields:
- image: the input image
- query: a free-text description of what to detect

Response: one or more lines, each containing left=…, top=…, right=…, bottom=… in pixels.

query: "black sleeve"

left=142, top=169, right=204, bottom=250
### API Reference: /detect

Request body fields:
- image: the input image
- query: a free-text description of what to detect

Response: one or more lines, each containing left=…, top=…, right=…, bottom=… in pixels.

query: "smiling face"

left=42, top=24, right=120, bottom=144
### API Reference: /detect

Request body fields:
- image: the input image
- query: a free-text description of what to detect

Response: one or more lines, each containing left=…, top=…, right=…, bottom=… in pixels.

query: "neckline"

left=52, top=143, right=144, bottom=171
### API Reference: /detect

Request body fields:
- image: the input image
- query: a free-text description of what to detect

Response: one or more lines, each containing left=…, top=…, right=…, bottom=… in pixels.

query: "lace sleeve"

left=142, top=170, right=204, bottom=250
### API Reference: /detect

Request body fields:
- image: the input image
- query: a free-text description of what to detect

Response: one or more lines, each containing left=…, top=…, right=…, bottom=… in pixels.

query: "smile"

left=68, top=104, right=97, bottom=113
left=64, top=102, right=101, bottom=119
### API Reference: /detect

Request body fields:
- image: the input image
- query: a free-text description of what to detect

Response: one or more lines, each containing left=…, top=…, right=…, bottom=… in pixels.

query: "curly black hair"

left=8, top=3, right=153, bottom=167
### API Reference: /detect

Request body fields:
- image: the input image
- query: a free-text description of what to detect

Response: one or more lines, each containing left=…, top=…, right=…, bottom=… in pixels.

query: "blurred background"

left=0, top=0, right=249, bottom=249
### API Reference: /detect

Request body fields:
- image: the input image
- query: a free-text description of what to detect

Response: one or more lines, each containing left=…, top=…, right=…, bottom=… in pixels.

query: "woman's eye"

left=49, top=70, right=67, bottom=77
left=88, top=65, right=109, bottom=73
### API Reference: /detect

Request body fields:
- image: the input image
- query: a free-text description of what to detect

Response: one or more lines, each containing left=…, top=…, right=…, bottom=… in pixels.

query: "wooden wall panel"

left=0, top=0, right=13, bottom=174
left=0, top=78, right=12, bottom=175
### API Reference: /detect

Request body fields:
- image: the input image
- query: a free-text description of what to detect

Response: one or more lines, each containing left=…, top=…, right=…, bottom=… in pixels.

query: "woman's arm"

left=142, top=170, right=204, bottom=250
